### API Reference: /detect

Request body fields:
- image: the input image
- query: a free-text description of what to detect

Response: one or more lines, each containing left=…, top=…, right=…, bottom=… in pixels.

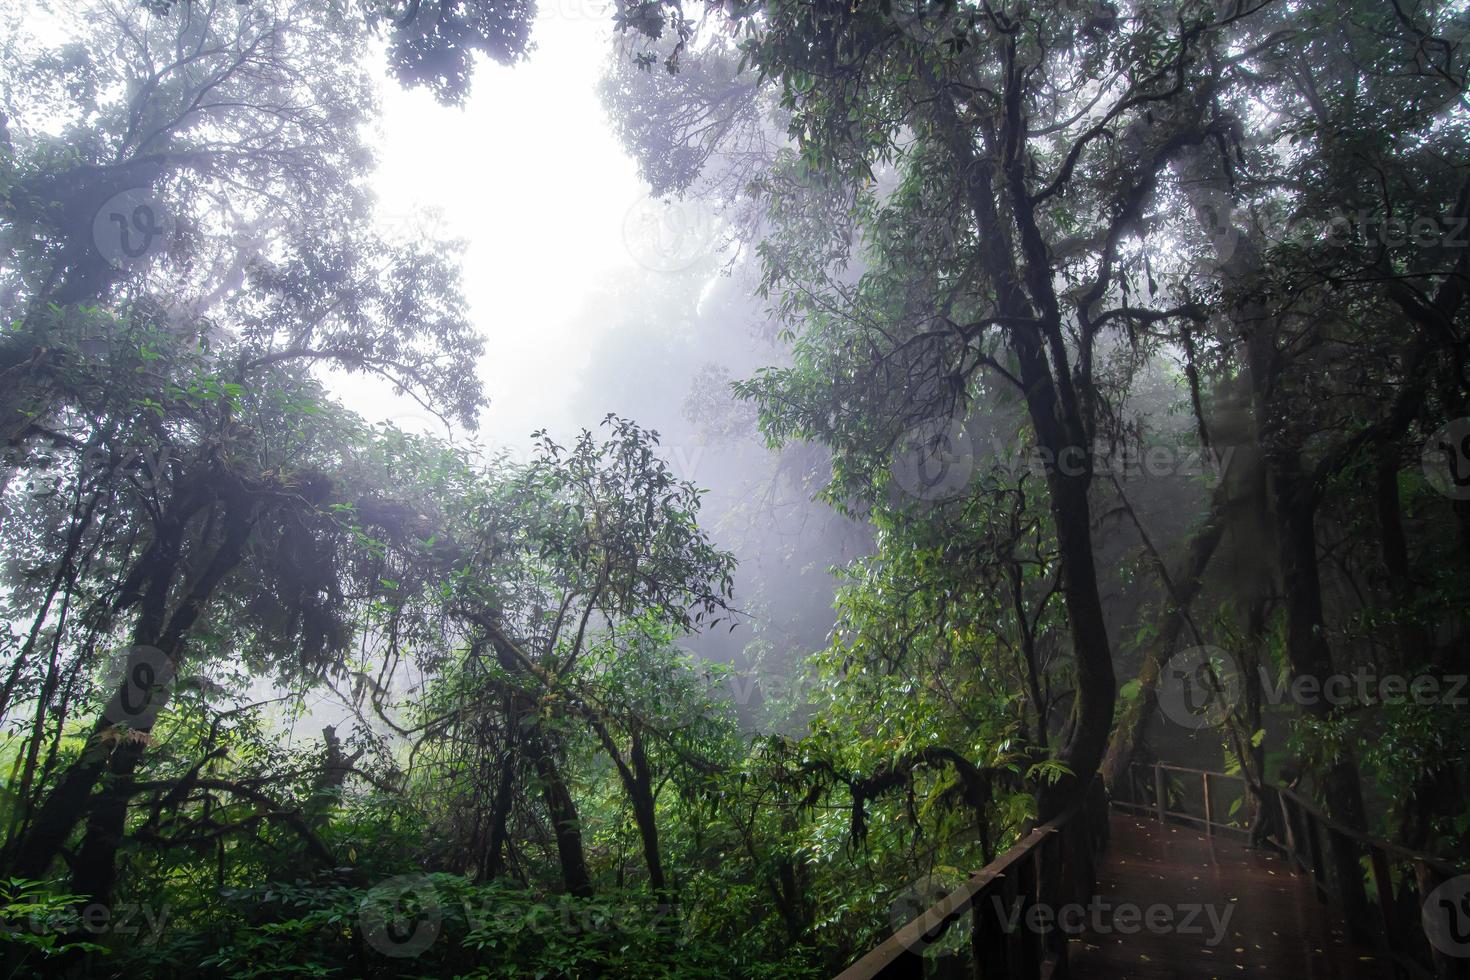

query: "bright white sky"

left=21, top=0, right=694, bottom=453
left=350, top=3, right=652, bottom=452
left=256, top=0, right=759, bottom=738
left=288, top=5, right=672, bottom=734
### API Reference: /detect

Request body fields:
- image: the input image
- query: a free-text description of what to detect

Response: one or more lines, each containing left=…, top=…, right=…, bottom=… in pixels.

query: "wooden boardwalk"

left=1067, top=813, right=1393, bottom=979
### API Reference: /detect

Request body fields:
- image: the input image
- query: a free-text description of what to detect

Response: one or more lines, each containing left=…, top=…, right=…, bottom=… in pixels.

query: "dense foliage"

left=0, top=0, right=1467, bottom=976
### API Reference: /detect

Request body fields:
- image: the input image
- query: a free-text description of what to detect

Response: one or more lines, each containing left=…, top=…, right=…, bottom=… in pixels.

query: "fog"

left=319, top=7, right=872, bottom=733
left=2, top=0, right=1465, bottom=974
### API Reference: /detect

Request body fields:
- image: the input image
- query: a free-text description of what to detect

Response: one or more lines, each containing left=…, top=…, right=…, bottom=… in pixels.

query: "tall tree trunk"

left=71, top=734, right=152, bottom=901
left=1177, top=145, right=1369, bottom=830
left=72, top=501, right=252, bottom=903
left=626, top=729, right=667, bottom=896
left=6, top=480, right=211, bottom=883
left=30, top=497, right=251, bottom=903
left=926, top=77, right=1115, bottom=819
left=9, top=641, right=178, bottom=885
left=478, top=738, right=518, bottom=883
left=1101, top=477, right=1230, bottom=792
left=1250, top=330, right=1368, bottom=829
left=582, top=714, right=667, bottom=896
left=1014, top=332, right=1117, bottom=819
left=1374, top=444, right=1458, bottom=850
left=10, top=716, right=117, bottom=881
left=522, top=725, right=593, bottom=898
left=488, top=633, right=593, bottom=897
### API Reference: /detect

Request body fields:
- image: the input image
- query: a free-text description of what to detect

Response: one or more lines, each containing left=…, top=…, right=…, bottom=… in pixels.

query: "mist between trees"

left=0, top=0, right=1467, bottom=977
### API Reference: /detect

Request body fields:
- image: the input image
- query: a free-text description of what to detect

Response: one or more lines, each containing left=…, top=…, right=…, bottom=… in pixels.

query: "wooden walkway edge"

left=1067, top=813, right=1389, bottom=979
left=833, top=768, right=1469, bottom=980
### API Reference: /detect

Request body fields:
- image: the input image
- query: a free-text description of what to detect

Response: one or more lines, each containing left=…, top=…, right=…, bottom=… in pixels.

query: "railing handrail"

left=836, top=761, right=1469, bottom=980
left=1113, top=761, right=1249, bottom=837
left=1123, top=761, right=1463, bottom=876
left=1151, top=761, right=1242, bottom=778
left=831, top=822, right=1063, bottom=980
left=833, top=777, right=1108, bottom=980
left=1272, top=782, right=1462, bottom=877
left=1124, top=760, right=1468, bottom=980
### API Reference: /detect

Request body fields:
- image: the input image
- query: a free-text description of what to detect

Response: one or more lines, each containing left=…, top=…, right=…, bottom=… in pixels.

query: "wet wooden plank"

left=1067, top=814, right=1393, bottom=979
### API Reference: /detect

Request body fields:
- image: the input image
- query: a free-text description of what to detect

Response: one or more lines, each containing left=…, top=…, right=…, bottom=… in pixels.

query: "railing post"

left=973, top=877, right=1006, bottom=980
left=1154, top=764, right=1167, bottom=825
left=1367, top=846, right=1398, bottom=965
left=1202, top=771, right=1213, bottom=836
left=1417, top=860, right=1470, bottom=980
left=1276, top=789, right=1297, bottom=863
left=1264, top=785, right=1284, bottom=851
left=1283, top=795, right=1302, bottom=870
left=1017, top=848, right=1040, bottom=979
left=1040, top=829, right=1068, bottom=979
left=1087, top=776, right=1109, bottom=855
left=1326, top=827, right=1372, bottom=944
left=1305, top=810, right=1328, bottom=902
left=1079, top=793, right=1099, bottom=898
left=1000, top=866, right=1026, bottom=979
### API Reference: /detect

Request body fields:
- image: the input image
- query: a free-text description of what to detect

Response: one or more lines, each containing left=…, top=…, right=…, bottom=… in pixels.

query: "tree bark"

left=1248, top=317, right=1368, bottom=830
left=925, top=75, right=1115, bottom=820
left=478, top=739, right=518, bottom=883
left=71, top=502, right=254, bottom=902
left=488, top=633, right=593, bottom=897
left=626, top=729, right=667, bottom=896
left=523, top=727, right=593, bottom=898
left=1174, top=144, right=1369, bottom=831
left=1100, top=477, right=1230, bottom=792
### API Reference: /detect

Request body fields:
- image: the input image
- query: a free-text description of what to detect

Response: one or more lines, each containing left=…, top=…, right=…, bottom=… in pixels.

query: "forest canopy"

left=0, top=0, right=1467, bottom=976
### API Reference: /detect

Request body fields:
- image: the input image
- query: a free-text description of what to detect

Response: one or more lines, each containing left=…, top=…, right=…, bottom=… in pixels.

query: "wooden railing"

left=1117, top=761, right=1469, bottom=980
left=1113, top=761, right=1251, bottom=837
left=838, top=762, right=1468, bottom=980
left=1266, top=780, right=1468, bottom=980
left=833, top=777, right=1110, bottom=980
